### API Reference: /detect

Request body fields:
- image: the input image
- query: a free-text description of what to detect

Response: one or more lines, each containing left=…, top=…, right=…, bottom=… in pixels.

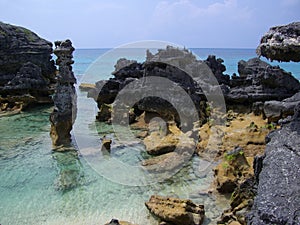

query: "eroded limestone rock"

left=50, top=40, right=77, bottom=147
left=145, top=195, right=205, bottom=225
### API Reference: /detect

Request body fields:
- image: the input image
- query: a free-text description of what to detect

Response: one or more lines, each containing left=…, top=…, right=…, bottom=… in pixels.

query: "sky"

left=0, top=0, right=299, bottom=49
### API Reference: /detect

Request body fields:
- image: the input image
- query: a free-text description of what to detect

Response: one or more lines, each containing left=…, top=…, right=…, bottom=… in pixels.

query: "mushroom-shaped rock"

left=257, top=22, right=300, bottom=62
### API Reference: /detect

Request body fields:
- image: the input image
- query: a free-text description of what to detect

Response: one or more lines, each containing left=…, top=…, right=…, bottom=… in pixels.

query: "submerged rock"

left=0, top=22, right=56, bottom=110
left=104, top=219, right=137, bottom=225
left=145, top=195, right=205, bottom=225
left=256, top=22, right=300, bottom=62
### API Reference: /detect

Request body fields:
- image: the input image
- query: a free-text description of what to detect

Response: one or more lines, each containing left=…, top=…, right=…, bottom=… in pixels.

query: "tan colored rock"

left=228, top=221, right=242, bottom=225
left=141, top=151, right=189, bottom=174
left=50, top=119, right=73, bottom=147
left=79, top=82, right=96, bottom=92
left=145, top=195, right=205, bottom=225
left=197, top=113, right=270, bottom=159
left=143, top=131, right=179, bottom=155
left=214, top=147, right=254, bottom=194
left=144, top=121, right=195, bottom=156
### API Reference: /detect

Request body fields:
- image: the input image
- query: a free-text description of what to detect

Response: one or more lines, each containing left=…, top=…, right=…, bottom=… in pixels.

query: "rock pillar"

left=50, top=39, right=77, bottom=147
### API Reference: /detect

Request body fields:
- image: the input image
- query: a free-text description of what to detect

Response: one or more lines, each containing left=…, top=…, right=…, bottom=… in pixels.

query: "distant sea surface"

left=74, top=48, right=300, bottom=82
left=0, top=48, right=299, bottom=225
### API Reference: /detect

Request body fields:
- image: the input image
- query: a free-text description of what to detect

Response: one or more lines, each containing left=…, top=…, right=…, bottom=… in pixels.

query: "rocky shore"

left=0, top=22, right=56, bottom=114
left=86, top=22, right=300, bottom=225
left=247, top=21, right=300, bottom=225
left=1, top=21, right=299, bottom=225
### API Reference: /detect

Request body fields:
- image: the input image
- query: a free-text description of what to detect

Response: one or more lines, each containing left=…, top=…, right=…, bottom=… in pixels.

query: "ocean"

left=0, top=48, right=299, bottom=225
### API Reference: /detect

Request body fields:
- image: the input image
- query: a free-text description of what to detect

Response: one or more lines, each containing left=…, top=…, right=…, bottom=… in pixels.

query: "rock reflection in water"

left=52, top=149, right=83, bottom=191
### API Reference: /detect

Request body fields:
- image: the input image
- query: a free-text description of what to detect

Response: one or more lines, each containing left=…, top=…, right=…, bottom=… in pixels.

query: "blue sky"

left=1, top=0, right=299, bottom=48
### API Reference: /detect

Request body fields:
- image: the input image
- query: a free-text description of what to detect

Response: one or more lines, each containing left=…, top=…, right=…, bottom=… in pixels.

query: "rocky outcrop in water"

left=90, top=46, right=299, bottom=127
left=145, top=195, right=205, bottom=225
left=0, top=22, right=56, bottom=111
left=104, top=219, right=137, bottom=225
left=88, top=46, right=221, bottom=126
left=226, top=57, right=300, bottom=105
left=256, top=22, right=300, bottom=62
left=50, top=40, right=77, bottom=147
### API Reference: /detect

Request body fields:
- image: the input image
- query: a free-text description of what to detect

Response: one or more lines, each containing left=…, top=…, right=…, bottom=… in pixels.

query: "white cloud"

left=151, top=0, right=252, bottom=24
left=145, top=0, right=253, bottom=47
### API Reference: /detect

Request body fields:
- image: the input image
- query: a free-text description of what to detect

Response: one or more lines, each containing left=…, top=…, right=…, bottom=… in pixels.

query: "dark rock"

left=247, top=106, right=300, bottom=224
left=101, top=137, right=112, bottom=152
left=226, top=58, right=300, bottom=104
left=204, top=55, right=230, bottom=86
left=252, top=102, right=264, bottom=116
left=0, top=22, right=56, bottom=109
left=105, top=219, right=120, bottom=225
left=50, top=40, right=77, bottom=147
left=257, top=22, right=300, bottom=62
left=145, top=195, right=205, bottom=225
left=253, top=155, right=264, bottom=184
left=112, top=58, right=144, bottom=80
left=218, top=177, right=257, bottom=225
left=104, top=219, right=137, bottom=225
left=263, top=91, right=300, bottom=122
left=89, top=46, right=227, bottom=130
left=96, top=103, right=112, bottom=122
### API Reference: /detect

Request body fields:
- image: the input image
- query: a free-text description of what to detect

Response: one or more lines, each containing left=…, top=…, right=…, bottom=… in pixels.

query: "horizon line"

left=73, top=47, right=257, bottom=50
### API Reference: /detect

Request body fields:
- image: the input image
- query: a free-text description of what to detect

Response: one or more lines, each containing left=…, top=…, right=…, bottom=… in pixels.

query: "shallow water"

left=0, top=104, right=227, bottom=225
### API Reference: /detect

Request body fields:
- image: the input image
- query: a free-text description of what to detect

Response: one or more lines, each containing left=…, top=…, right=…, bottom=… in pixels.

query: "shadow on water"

left=52, top=149, right=84, bottom=192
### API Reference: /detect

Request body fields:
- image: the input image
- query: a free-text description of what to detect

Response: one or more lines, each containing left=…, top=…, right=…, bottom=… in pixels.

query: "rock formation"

left=256, top=22, right=300, bottom=62
left=247, top=109, right=300, bottom=224
left=263, top=91, right=300, bottom=122
left=247, top=22, right=300, bottom=225
left=50, top=40, right=77, bottom=147
left=0, top=22, right=56, bottom=111
left=226, top=57, right=300, bottom=105
left=87, top=43, right=300, bottom=224
left=145, top=195, right=205, bottom=225
left=214, top=146, right=253, bottom=194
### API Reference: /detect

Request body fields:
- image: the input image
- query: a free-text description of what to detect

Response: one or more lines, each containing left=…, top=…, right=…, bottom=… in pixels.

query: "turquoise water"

left=0, top=106, right=223, bottom=224
left=73, top=48, right=300, bottom=81
left=0, top=47, right=299, bottom=225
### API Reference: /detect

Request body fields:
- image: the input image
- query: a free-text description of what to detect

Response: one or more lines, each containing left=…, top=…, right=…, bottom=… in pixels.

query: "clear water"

left=0, top=106, right=223, bottom=224
left=1, top=48, right=299, bottom=225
